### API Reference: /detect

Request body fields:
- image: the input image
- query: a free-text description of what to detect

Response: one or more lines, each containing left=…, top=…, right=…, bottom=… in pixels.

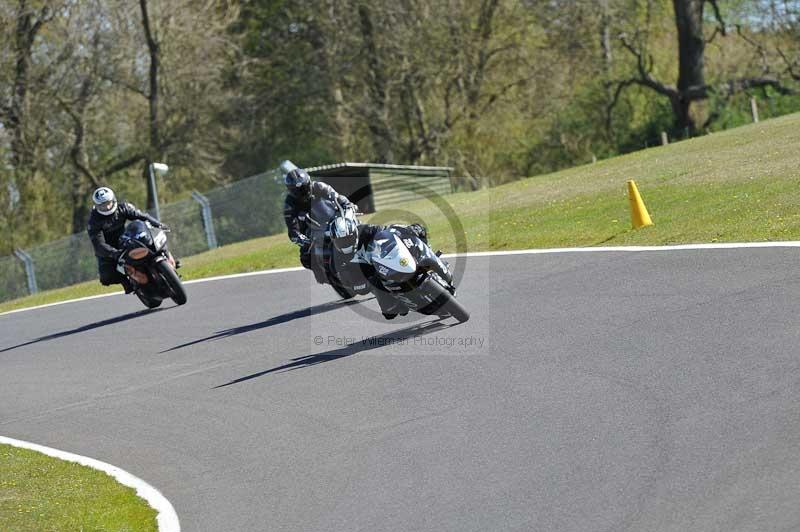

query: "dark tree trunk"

left=70, top=175, right=91, bottom=235
left=669, top=93, right=692, bottom=135
left=67, top=80, right=95, bottom=234
left=140, top=0, right=161, bottom=211
left=358, top=3, right=395, bottom=163
left=466, top=0, right=499, bottom=119
left=8, top=1, right=49, bottom=173
left=673, top=0, right=706, bottom=131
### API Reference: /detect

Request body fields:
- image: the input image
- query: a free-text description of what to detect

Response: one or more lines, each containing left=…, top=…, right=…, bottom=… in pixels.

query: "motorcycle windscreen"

left=122, top=220, right=153, bottom=247
left=305, top=200, right=337, bottom=230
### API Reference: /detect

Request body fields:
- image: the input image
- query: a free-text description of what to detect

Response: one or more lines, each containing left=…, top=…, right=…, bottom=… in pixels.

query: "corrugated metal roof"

left=305, top=162, right=454, bottom=173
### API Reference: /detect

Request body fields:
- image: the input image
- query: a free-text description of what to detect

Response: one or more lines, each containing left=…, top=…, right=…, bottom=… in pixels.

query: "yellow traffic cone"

left=627, top=180, right=653, bottom=229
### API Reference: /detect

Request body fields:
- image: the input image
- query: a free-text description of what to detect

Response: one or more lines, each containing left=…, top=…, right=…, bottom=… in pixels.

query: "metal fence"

left=0, top=169, right=284, bottom=303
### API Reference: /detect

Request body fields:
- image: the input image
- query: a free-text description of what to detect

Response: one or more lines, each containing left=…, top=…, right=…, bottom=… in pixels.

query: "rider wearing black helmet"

left=87, top=186, right=169, bottom=293
left=283, top=168, right=352, bottom=269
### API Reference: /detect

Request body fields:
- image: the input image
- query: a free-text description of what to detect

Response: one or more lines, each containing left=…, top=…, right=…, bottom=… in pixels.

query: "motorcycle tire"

left=420, top=278, right=470, bottom=323
left=156, top=260, right=187, bottom=305
left=136, top=291, right=162, bottom=309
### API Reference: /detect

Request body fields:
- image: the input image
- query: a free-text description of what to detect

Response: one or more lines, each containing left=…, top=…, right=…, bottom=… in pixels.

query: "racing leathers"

left=283, top=181, right=351, bottom=269
left=87, top=202, right=163, bottom=288
left=333, top=223, right=453, bottom=318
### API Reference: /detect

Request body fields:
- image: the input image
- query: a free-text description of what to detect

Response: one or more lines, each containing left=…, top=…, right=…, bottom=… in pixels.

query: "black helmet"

left=285, top=169, right=311, bottom=197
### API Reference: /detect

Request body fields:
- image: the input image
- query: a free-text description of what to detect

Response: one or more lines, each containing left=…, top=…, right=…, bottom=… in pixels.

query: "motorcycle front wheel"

left=156, top=260, right=187, bottom=305
left=418, top=277, right=469, bottom=323
left=136, top=290, right=162, bottom=309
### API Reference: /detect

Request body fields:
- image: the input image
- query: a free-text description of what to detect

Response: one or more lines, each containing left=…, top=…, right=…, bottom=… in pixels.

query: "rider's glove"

left=159, top=223, right=170, bottom=232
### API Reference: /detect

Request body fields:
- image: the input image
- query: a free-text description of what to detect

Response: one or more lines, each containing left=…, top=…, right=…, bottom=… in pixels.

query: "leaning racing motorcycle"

left=367, top=227, right=469, bottom=323
left=304, top=198, right=358, bottom=300
left=117, top=220, right=187, bottom=308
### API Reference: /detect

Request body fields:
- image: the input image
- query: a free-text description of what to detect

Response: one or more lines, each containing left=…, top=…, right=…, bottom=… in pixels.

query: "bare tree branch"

left=735, top=24, right=771, bottom=73
left=606, top=78, right=636, bottom=130
left=618, top=33, right=678, bottom=98
left=100, top=73, right=148, bottom=98
left=776, top=46, right=800, bottom=81
left=705, top=0, right=726, bottom=37
left=719, top=77, right=797, bottom=96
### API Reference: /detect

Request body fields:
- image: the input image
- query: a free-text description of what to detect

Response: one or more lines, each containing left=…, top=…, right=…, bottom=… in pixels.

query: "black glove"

left=293, top=235, right=309, bottom=247
left=159, top=223, right=171, bottom=232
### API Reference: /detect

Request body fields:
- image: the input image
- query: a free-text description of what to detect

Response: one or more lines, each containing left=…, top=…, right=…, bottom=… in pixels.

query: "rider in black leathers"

left=283, top=168, right=352, bottom=270
left=332, top=221, right=453, bottom=319
left=87, top=187, right=168, bottom=293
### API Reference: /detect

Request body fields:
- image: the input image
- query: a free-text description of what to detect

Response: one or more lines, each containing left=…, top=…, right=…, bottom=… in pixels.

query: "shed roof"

left=306, top=162, right=454, bottom=177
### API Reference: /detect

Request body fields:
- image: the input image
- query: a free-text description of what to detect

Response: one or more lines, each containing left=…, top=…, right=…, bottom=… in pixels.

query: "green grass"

left=2, top=113, right=799, bottom=529
left=0, top=444, right=158, bottom=532
left=3, top=112, right=800, bottom=314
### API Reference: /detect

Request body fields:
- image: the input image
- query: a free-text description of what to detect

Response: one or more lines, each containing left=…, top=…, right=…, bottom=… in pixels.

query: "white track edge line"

left=0, top=435, right=180, bottom=532
left=3, top=242, right=799, bottom=317
left=0, top=267, right=305, bottom=316
left=447, top=241, right=800, bottom=257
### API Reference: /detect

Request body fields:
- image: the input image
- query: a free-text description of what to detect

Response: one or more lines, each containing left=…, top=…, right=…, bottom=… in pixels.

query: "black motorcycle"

left=367, top=228, right=469, bottom=323
left=118, top=220, right=187, bottom=309
left=304, top=198, right=357, bottom=300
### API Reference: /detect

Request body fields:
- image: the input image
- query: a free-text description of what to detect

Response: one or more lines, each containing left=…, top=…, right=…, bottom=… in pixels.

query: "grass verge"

left=2, top=112, right=800, bottom=314
left=0, top=444, right=157, bottom=532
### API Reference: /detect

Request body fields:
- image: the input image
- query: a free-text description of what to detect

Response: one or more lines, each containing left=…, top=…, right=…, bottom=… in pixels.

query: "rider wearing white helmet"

left=87, top=187, right=169, bottom=292
left=332, top=219, right=450, bottom=319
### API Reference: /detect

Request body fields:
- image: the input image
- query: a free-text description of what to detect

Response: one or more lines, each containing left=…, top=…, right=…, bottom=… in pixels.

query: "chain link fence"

left=0, top=169, right=284, bottom=304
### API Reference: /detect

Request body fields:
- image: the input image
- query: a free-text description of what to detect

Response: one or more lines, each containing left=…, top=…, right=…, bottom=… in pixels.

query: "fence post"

left=13, top=249, right=38, bottom=295
left=750, top=97, right=759, bottom=123
left=661, top=131, right=669, bottom=146
left=191, top=191, right=218, bottom=250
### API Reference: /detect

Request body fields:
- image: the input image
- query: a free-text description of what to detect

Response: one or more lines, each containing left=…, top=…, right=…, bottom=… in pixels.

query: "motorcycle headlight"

left=129, top=247, right=149, bottom=260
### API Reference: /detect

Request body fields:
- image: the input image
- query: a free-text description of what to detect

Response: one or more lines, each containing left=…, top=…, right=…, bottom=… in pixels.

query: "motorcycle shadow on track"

left=213, top=318, right=455, bottom=389
left=1, top=308, right=165, bottom=353
left=161, top=298, right=373, bottom=353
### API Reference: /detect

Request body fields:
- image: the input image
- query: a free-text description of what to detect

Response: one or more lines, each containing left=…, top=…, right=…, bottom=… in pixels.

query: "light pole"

left=148, top=162, right=169, bottom=220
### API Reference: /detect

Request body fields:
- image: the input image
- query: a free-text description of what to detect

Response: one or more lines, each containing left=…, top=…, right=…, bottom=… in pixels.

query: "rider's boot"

left=121, top=277, right=134, bottom=294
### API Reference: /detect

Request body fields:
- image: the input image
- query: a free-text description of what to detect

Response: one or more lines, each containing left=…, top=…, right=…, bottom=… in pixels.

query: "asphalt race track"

left=2, top=249, right=800, bottom=532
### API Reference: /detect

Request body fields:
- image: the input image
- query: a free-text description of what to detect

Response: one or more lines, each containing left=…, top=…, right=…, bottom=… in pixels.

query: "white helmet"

left=332, top=211, right=359, bottom=254
left=92, top=187, right=118, bottom=216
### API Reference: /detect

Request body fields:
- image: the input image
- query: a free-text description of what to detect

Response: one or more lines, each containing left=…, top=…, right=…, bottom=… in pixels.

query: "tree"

left=617, top=0, right=797, bottom=132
